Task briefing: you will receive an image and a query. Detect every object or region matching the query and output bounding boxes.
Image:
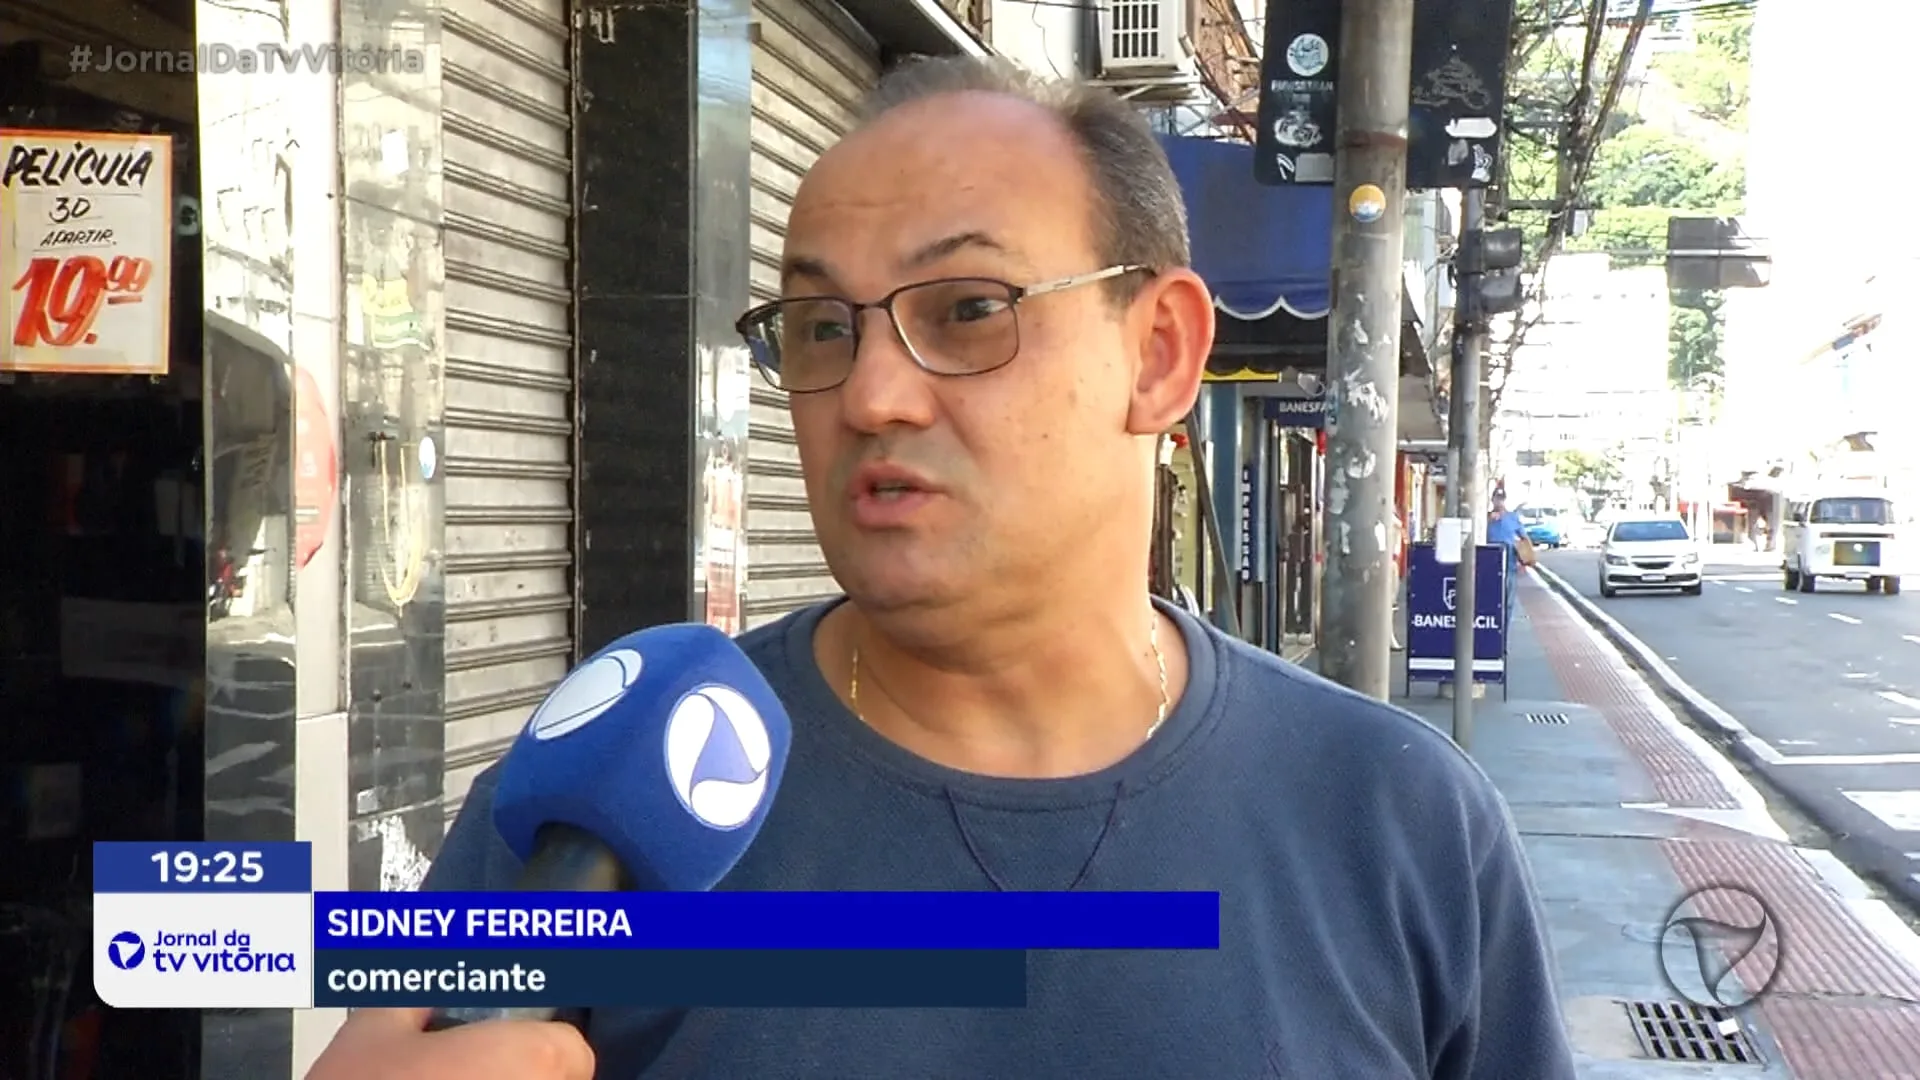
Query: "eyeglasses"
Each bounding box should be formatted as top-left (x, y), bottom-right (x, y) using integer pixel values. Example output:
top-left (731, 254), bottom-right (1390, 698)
top-left (733, 264), bottom-right (1150, 394)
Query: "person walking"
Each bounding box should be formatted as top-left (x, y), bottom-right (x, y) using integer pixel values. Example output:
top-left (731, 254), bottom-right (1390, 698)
top-left (1486, 494), bottom-right (1527, 619)
top-left (307, 57), bottom-right (1576, 1080)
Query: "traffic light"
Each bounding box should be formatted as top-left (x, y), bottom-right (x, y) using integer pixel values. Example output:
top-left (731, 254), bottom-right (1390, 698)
top-left (1458, 226), bottom-right (1526, 321)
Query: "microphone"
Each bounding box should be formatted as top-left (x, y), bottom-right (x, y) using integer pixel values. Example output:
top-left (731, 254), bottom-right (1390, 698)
top-left (424, 623), bottom-right (793, 1031)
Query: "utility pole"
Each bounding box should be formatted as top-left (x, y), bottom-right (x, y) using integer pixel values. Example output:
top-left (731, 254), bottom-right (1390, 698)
top-left (1316, 0), bottom-right (1415, 700)
top-left (1449, 195), bottom-right (1526, 749)
top-left (1449, 190), bottom-right (1488, 748)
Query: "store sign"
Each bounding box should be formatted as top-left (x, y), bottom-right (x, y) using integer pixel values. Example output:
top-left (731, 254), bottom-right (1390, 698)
top-left (1239, 465), bottom-right (1255, 581)
top-left (294, 367), bottom-right (339, 570)
top-left (1, 129), bottom-right (174, 375)
top-left (1264, 394), bottom-right (1328, 429)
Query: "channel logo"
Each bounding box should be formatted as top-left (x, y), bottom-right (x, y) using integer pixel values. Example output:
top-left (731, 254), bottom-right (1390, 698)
top-left (527, 647), bottom-right (644, 741)
top-left (104, 928), bottom-right (298, 975)
top-left (107, 931), bottom-right (146, 970)
top-left (93, 866), bottom-right (314, 1011)
top-left (663, 684), bottom-right (772, 830)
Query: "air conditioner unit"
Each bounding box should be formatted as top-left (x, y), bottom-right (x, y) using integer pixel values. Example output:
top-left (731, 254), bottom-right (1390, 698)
top-left (1099, 0), bottom-right (1197, 77)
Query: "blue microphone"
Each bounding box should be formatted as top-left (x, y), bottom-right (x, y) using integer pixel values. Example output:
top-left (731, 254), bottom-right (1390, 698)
top-left (425, 623), bottom-right (792, 1031)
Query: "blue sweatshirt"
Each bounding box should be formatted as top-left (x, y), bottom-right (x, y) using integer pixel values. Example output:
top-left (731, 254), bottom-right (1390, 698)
top-left (424, 599), bottom-right (1576, 1079)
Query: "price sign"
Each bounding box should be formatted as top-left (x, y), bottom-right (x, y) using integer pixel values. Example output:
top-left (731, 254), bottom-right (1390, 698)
top-left (1, 128), bottom-right (173, 375)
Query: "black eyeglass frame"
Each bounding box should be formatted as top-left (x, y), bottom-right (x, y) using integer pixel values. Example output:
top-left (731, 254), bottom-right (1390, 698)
top-left (732, 263), bottom-right (1152, 393)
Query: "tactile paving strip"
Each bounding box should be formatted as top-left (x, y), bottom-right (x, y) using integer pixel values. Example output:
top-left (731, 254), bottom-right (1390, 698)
top-left (1523, 577), bottom-right (1920, 1074)
top-left (1521, 583), bottom-right (1740, 810)
top-left (1663, 838), bottom-right (1920, 1003)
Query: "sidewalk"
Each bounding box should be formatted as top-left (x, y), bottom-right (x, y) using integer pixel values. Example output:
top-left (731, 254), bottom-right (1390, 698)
top-left (1390, 570), bottom-right (1920, 1078)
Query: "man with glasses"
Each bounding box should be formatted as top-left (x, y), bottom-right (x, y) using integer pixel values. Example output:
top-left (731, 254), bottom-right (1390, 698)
top-left (309, 57), bottom-right (1574, 1080)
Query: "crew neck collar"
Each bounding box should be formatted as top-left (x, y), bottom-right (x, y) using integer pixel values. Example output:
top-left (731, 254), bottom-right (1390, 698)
top-left (774, 596), bottom-right (1226, 810)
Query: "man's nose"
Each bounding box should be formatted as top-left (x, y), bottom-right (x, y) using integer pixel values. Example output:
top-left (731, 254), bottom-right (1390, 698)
top-left (837, 309), bottom-right (937, 433)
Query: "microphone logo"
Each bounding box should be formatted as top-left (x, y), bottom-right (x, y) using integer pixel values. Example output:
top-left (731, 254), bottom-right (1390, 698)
top-left (663, 684), bottom-right (774, 830)
top-left (526, 648), bottom-right (645, 742)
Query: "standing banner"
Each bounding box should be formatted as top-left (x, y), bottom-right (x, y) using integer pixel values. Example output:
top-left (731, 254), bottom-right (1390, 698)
top-left (1404, 541), bottom-right (1508, 696)
top-left (1, 129), bottom-right (174, 375)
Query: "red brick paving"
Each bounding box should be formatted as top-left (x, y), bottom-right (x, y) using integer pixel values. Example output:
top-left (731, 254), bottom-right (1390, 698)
top-left (1521, 584), bottom-right (1739, 810)
top-left (1663, 840), bottom-right (1920, 1004)
top-left (1521, 577), bottom-right (1920, 1077)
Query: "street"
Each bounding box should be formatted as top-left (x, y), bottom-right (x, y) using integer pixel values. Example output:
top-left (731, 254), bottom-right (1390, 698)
top-left (1541, 546), bottom-right (1920, 909)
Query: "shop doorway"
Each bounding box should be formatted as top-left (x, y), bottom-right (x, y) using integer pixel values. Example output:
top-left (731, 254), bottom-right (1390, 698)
top-left (1278, 430), bottom-right (1318, 641)
top-left (2, 5), bottom-right (205, 1077)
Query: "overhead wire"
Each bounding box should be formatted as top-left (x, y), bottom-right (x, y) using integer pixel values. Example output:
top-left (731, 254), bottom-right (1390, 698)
top-left (1487, 0), bottom-right (1661, 412)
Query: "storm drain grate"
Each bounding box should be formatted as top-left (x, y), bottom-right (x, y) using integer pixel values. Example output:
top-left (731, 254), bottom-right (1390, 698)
top-left (1526, 712), bottom-right (1571, 725)
top-left (1623, 1000), bottom-right (1760, 1064)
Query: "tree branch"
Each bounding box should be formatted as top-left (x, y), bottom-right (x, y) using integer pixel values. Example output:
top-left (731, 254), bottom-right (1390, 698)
top-left (1484, 0), bottom-right (1655, 421)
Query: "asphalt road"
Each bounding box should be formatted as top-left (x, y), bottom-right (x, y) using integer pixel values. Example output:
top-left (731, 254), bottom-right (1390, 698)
top-left (1541, 546), bottom-right (1920, 908)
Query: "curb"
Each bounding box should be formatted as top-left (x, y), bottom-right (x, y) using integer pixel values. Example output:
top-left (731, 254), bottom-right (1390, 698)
top-left (1531, 561), bottom-right (1920, 923)
top-left (1531, 564), bottom-right (1774, 755)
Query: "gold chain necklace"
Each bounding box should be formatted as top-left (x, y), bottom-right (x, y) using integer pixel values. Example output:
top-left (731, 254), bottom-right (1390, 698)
top-left (850, 615), bottom-right (1172, 741)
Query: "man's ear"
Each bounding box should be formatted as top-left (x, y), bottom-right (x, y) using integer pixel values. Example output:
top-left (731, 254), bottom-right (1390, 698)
top-left (1125, 268), bottom-right (1214, 435)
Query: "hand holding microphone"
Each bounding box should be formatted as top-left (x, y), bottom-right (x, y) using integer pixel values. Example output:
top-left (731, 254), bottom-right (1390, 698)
top-left (305, 1006), bottom-right (594, 1080)
top-left (305, 624), bottom-right (793, 1078)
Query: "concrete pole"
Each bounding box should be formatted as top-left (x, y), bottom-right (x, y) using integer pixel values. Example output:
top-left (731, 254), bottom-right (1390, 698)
top-left (1445, 338), bottom-right (1466, 518)
top-left (1316, 0), bottom-right (1415, 699)
top-left (1450, 188), bottom-right (1489, 750)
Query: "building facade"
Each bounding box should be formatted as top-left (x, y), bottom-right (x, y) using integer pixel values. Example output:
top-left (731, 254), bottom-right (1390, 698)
top-left (1720, 0), bottom-right (1920, 484)
top-left (1494, 254), bottom-right (1671, 509)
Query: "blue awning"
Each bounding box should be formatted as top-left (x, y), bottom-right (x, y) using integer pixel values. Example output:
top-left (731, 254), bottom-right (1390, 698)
top-left (1159, 135), bottom-right (1333, 321)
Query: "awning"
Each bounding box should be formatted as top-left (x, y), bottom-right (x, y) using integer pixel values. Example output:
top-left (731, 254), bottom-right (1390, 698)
top-left (842, 0), bottom-right (988, 56)
top-left (1236, 375), bottom-right (1443, 442)
top-left (1397, 376), bottom-right (1444, 443)
top-left (1159, 135), bottom-right (1332, 320)
top-left (1205, 294), bottom-right (1429, 381)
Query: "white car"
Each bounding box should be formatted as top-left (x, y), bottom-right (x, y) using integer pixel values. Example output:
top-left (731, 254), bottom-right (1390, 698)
top-left (1598, 515), bottom-right (1703, 598)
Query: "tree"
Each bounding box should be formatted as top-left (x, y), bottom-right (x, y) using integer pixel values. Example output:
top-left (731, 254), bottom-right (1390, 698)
top-left (1584, 125), bottom-right (1743, 210)
top-left (1486, 0), bottom-right (1660, 421)
top-left (1549, 448), bottom-right (1623, 495)
top-left (1560, 122), bottom-right (1740, 386)
top-left (1649, 15), bottom-right (1751, 125)
top-left (1669, 288), bottom-right (1724, 385)
top-left (1498, 6), bottom-right (1752, 397)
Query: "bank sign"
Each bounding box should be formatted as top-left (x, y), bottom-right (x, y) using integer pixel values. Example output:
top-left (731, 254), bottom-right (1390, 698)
top-left (1404, 542), bottom-right (1507, 686)
top-left (1263, 394), bottom-right (1327, 429)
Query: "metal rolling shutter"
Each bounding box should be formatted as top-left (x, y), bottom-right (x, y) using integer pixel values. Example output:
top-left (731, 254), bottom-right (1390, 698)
top-left (440, 0), bottom-right (576, 819)
top-left (745, 0), bottom-right (880, 628)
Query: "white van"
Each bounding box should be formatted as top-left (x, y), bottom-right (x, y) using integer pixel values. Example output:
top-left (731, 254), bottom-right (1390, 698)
top-left (1781, 491), bottom-right (1904, 594)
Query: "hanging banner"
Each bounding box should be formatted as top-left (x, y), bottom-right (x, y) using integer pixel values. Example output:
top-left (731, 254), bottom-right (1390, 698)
top-left (1253, 0), bottom-right (1340, 186)
top-left (1, 128), bottom-right (174, 375)
top-left (1254, 0), bottom-right (1515, 190)
top-left (1407, 0), bottom-right (1515, 189)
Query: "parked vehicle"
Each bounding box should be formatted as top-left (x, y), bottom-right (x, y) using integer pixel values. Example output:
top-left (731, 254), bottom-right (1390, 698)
top-left (1598, 514), bottom-right (1703, 598)
top-left (1781, 490), bottom-right (1903, 594)
top-left (1516, 505), bottom-right (1566, 549)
